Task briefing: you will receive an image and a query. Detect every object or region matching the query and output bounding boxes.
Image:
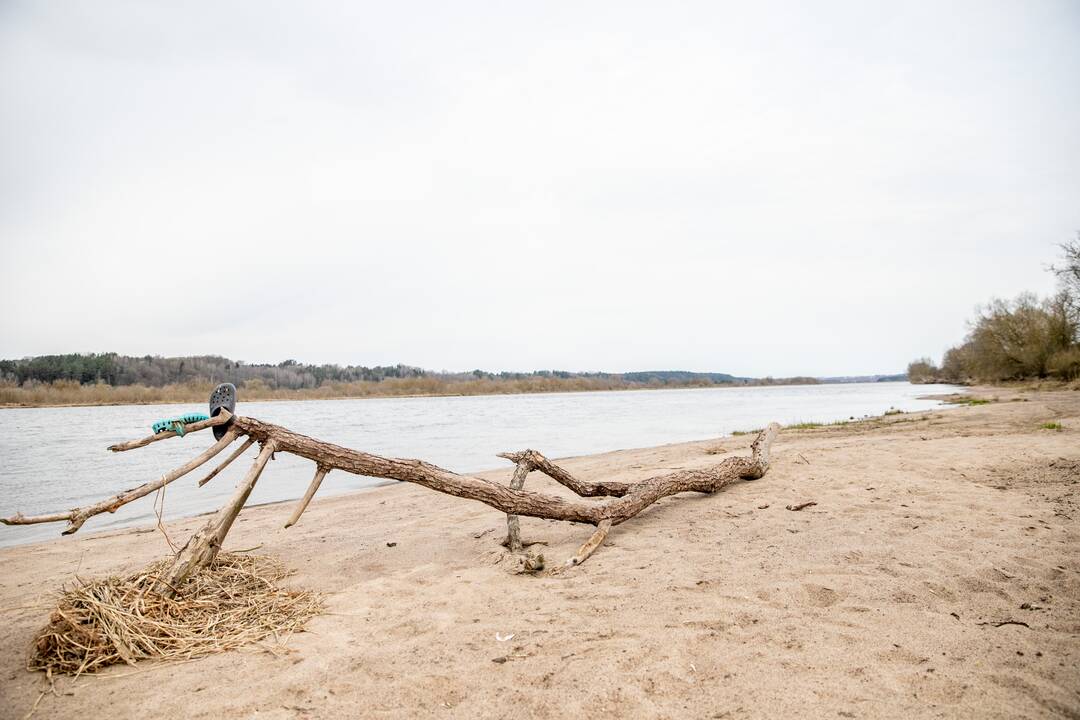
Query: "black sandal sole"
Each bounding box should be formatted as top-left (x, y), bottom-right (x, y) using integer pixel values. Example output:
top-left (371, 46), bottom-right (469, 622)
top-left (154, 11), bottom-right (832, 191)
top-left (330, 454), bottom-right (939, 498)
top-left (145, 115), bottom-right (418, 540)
top-left (209, 383), bottom-right (237, 440)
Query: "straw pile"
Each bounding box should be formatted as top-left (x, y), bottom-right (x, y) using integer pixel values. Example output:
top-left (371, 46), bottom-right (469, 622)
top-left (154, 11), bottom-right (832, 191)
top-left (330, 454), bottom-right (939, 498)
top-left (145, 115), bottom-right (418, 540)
top-left (30, 553), bottom-right (323, 675)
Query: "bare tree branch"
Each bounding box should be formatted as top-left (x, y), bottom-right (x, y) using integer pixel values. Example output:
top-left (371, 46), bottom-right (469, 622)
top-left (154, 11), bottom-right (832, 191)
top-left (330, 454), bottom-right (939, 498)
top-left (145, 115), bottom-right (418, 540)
top-left (4, 412), bottom-right (782, 586)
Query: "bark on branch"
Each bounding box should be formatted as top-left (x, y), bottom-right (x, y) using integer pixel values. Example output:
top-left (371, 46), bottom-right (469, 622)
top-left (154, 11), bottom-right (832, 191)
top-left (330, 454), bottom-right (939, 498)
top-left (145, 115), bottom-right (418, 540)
top-left (3, 413), bottom-right (781, 584)
top-left (497, 450), bottom-right (632, 497)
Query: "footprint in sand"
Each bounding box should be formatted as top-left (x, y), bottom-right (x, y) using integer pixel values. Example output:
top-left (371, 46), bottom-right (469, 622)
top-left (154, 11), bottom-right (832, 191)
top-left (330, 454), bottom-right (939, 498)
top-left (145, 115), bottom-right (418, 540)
top-left (801, 583), bottom-right (842, 608)
top-left (891, 589), bottom-right (919, 604)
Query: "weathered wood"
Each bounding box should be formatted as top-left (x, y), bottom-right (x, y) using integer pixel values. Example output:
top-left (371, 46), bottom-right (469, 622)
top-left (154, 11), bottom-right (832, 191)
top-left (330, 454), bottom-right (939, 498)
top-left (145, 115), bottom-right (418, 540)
top-left (745, 423), bottom-right (779, 479)
top-left (566, 519), bottom-right (612, 567)
top-left (153, 440), bottom-right (276, 596)
top-left (226, 415), bottom-right (605, 524)
top-left (284, 466), bottom-right (329, 529)
top-left (7, 414), bottom-right (781, 576)
top-left (498, 450), bottom-right (631, 497)
top-left (497, 449), bottom-right (631, 558)
top-left (0, 510), bottom-right (73, 526)
top-left (221, 415), bottom-right (779, 531)
top-left (2, 429), bottom-right (239, 534)
top-left (595, 421), bottom-right (779, 526)
top-left (107, 410), bottom-right (232, 452)
top-left (504, 458), bottom-right (534, 552)
top-left (198, 436), bottom-right (255, 487)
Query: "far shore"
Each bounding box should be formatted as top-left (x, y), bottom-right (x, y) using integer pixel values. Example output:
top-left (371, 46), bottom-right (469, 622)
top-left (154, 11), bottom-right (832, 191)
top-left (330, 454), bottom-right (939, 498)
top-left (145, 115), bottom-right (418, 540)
top-left (0, 377), bottom-right (937, 410)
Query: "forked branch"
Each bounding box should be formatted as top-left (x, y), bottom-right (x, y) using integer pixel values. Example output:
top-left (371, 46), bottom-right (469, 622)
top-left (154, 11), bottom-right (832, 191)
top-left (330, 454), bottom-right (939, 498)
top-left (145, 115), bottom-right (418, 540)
top-left (2, 395), bottom-right (782, 584)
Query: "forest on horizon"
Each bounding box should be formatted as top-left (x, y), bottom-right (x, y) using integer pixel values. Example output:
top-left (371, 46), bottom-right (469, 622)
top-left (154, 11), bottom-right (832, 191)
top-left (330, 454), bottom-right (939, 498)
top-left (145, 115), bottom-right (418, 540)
top-left (0, 352), bottom-right (905, 407)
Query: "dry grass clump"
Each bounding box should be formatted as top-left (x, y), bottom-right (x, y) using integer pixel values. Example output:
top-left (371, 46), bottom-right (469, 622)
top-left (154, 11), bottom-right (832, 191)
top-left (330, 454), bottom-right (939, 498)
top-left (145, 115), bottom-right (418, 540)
top-left (30, 553), bottom-right (322, 676)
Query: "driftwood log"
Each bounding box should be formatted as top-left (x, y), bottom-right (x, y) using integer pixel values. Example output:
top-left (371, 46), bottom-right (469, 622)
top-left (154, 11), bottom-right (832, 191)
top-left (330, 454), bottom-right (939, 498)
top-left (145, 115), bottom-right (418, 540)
top-left (2, 406), bottom-right (781, 596)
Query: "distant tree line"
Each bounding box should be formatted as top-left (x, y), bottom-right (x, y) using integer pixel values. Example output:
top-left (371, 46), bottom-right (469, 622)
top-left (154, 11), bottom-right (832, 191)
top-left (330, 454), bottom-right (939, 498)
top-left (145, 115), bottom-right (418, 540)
top-left (0, 354), bottom-right (427, 390)
top-left (0, 353), bottom-right (827, 399)
top-left (909, 235), bottom-right (1080, 384)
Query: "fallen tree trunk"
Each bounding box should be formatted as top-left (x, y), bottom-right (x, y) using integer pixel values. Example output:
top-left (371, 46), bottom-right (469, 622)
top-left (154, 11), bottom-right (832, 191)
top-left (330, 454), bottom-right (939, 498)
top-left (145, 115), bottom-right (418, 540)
top-left (2, 402), bottom-right (781, 595)
top-left (223, 415), bottom-right (779, 528)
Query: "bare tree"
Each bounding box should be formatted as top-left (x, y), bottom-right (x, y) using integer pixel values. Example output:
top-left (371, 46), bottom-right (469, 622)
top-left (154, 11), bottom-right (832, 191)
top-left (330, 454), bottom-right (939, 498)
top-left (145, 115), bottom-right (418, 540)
top-left (1052, 232), bottom-right (1080, 312)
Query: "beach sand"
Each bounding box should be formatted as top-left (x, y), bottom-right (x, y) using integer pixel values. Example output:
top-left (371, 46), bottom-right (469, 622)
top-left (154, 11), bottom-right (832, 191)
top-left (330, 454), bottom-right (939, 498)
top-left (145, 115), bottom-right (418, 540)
top-left (0, 387), bottom-right (1077, 719)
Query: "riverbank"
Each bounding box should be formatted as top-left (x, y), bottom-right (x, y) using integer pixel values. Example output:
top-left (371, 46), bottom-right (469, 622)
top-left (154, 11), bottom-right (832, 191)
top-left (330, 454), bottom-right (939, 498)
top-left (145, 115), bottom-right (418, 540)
top-left (0, 376), bottom-right (834, 409)
top-left (0, 387), bottom-right (1076, 718)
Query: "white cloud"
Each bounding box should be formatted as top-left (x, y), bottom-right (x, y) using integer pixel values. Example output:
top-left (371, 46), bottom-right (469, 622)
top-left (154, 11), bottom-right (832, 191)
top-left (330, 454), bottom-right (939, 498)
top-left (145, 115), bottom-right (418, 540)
top-left (2, 0), bottom-right (1077, 375)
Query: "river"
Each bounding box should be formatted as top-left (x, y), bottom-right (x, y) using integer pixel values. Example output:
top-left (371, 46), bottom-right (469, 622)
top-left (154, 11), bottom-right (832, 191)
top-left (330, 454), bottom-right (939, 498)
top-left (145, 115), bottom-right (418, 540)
top-left (0, 382), bottom-right (959, 546)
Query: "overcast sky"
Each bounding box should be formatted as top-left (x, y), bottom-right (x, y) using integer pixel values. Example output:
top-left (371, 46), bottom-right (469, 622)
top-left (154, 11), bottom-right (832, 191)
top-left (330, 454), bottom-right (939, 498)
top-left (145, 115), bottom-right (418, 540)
top-left (1, 1), bottom-right (1078, 377)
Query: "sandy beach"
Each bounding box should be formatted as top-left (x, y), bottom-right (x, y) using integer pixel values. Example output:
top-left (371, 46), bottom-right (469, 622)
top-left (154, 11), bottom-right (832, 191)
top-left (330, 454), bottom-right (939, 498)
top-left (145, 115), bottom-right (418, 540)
top-left (0, 387), bottom-right (1076, 719)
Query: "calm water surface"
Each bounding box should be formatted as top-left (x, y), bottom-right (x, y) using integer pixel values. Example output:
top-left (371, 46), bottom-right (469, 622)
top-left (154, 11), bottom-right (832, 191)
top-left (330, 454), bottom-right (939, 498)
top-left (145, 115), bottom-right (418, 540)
top-left (0, 382), bottom-right (959, 547)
